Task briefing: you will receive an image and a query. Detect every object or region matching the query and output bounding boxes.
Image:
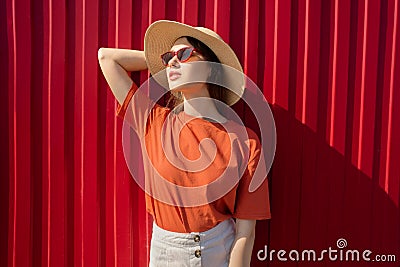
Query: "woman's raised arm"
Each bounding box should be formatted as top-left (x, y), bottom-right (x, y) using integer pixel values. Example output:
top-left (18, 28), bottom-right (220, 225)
top-left (98, 48), bottom-right (147, 105)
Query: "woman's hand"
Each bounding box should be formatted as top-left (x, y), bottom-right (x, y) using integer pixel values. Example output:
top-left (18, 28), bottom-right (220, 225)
top-left (98, 48), bottom-right (147, 104)
top-left (228, 219), bottom-right (256, 267)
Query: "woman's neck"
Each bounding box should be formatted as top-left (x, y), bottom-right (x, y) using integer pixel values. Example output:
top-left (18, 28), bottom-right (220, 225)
top-left (182, 91), bottom-right (226, 123)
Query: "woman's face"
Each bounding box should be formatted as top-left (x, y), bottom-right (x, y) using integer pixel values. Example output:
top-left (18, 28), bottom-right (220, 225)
top-left (165, 37), bottom-right (210, 92)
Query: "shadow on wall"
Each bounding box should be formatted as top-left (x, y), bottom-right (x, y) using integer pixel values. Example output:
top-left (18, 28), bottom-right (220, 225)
top-left (252, 105), bottom-right (399, 267)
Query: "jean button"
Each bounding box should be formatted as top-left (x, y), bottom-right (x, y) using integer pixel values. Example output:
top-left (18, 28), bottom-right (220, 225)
top-left (194, 235), bottom-right (200, 242)
top-left (194, 249), bottom-right (201, 258)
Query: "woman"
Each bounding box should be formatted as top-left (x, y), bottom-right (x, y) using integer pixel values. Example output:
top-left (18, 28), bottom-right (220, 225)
top-left (98, 20), bottom-right (271, 267)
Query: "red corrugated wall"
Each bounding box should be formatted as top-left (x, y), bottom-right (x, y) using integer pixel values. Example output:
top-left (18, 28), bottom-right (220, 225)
top-left (1, 0), bottom-right (399, 266)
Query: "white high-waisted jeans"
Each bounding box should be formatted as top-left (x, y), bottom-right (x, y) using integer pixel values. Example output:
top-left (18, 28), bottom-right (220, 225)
top-left (149, 218), bottom-right (235, 267)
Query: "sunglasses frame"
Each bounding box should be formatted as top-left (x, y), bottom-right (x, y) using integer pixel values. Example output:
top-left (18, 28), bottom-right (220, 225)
top-left (160, 47), bottom-right (200, 66)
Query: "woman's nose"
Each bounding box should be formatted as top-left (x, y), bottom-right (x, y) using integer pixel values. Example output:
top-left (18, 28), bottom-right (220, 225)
top-left (168, 55), bottom-right (180, 67)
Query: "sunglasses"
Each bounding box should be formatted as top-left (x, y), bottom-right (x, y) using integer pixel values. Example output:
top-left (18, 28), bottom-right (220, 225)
top-left (160, 47), bottom-right (201, 66)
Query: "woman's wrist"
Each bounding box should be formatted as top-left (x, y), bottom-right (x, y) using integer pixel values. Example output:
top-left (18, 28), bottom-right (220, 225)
top-left (228, 219), bottom-right (256, 267)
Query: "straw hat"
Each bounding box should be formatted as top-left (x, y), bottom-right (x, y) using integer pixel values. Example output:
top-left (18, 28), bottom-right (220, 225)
top-left (144, 20), bottom-right (245, 106)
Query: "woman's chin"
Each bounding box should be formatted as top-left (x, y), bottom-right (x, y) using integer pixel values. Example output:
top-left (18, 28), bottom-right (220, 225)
top-left (168, 82), bottom-right (205, 93)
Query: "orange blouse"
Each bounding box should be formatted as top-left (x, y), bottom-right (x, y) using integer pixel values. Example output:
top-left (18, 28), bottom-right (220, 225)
top-left (117, 83), bottom-right (271, 233)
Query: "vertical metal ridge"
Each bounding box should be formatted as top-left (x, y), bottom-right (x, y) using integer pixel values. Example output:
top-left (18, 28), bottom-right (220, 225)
top-left (181, 0), bottom-right (186, 23)
top-left (11, 0), bottom-right (17, 265)
top-left (80, 0), bottom-right (86, 265)
top-left (301, 0), bottom-right (310, 124)
top-left (357, 0), bottom-right (369, 169)
top-left (213, 0), bottom-right (218, 30)
top-left (329, 0), bottom-right (339, 145)
top-left (385, 0), bottom-right (398, 193)
top-left (46, 0), bottom-right (52, 263)
top-left (272, 0), bottom-right (278, 104)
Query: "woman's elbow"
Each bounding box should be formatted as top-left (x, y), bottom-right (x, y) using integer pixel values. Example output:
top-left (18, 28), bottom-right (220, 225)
top-left (98, 47), bottom-right (114, 61)
top-left (98, 47), bottom-right (106, 61)
top-left (235, 219), bottom-right (256, 238)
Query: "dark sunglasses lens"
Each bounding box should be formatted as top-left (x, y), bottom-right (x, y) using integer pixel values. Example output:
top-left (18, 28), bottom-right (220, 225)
top-left (162, 47), bottom-right (195, 65)
top-left (161, 52), bottom-right (173, 65)
top-left (179, 48), bottom-right (193, 61)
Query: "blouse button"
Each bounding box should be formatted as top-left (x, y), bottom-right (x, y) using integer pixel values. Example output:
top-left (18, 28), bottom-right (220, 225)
top-left (194, 249), bottom-right (201, 258)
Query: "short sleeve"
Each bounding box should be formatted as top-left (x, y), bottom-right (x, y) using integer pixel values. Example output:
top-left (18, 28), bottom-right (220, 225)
top-left (115, 81), bottom-right (168, 137)
top-left (116, 82), bottom-right (137, 118)
top-left (233, 130), bottom-right (271, 220)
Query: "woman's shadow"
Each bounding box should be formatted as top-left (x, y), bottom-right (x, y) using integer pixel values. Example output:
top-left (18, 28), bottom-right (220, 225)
top-left (250, 104), bottom-right (399, 267)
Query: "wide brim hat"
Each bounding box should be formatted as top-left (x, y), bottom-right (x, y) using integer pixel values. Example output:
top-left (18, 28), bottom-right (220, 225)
top-left (144, 20), bottom-right (245, 106)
